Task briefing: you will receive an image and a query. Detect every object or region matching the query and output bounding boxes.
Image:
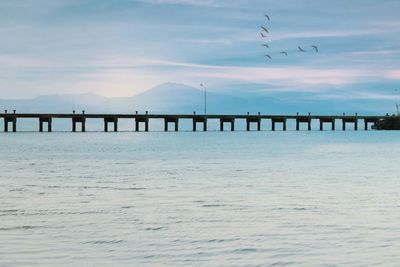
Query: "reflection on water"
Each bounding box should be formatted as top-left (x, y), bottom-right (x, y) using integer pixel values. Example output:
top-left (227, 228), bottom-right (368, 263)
top-left (0, 132), bottom-right (400, 266)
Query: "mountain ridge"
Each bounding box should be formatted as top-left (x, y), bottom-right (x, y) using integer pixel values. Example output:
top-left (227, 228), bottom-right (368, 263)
top-left (0, 82), bottom-right (394, 115)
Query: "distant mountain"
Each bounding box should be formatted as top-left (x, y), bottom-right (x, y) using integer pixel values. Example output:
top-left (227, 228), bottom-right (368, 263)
top-left (0, 93), bottom-right (109, 113)
top-left (0, 83), bottom-right (250, 114)
top-left (127, 83), bottom-right (248, 114)
top-left (0, 83), bottom-right (394, 115)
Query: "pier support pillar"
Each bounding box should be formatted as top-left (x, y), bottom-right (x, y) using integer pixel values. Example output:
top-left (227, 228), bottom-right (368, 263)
top-left (220, 121), bottom-right (235, 132)
top-left (272, 118), bottom-right (287, 131)
top-left (220, 118), bottom-right (235, 131)
top-left (342, 117), bottom-right (358, 131)
top-left (104, 117), bottom-right (118, 132)
top-left (72, 116), bottom-right (86, 132)
top-left (319, 118), bottom-right (335, 131)
top-left (135, 121), bottom-right (149, 132)
top-left (164, 118), bottom-right (179, 132)
top-left (246, 116), bottom-right (261, 131)
top-left (4, 116), bottom-right (17, 132)
top-left (364, 119), bottom-right (378, 131)
top-left (39, 117), bottom-right (52, 132)
top-left (297, 119), bottom-right (312, 131)
top-left (135, 117), bottom-right (149, 132)
top-left (193, 116), bottom-right (207, 132)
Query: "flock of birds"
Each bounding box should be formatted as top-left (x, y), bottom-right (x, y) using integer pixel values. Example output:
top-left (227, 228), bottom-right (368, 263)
top-left (260, 14), bottom-right (319, 60)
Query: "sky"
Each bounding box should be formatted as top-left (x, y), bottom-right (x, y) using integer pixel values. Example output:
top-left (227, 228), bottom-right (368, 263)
top-left (0, 0), bottom-right (400, 103)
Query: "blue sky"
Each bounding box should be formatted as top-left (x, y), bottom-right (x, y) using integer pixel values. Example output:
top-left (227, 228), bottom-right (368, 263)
top-left (0, 0), bottom-right (399, 103)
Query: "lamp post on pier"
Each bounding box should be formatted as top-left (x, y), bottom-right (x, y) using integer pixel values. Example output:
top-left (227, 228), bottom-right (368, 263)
top-left (200, 83), bottom-right (207, 116)
top-left (395, 89), bottom-right (399, 116)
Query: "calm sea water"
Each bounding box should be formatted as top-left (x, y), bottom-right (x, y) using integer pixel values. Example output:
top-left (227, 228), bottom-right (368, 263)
top-left (0, 131), bottom-right (400, 266)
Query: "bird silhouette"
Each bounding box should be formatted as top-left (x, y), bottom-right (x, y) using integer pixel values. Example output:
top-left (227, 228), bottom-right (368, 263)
top-left (260, 32), bottom-right (267, 38)
top-left (264, 14), bottom-right (270, 21)
top-left (298, 46), bottom-right (305, 52)
top-left (311, 45), bottom-right (319, 53)
top-left (261, 43), bottom-right (269, 48)
top-left (280, 51), bottom-right (288, 56)
top-left (264, 54), bottom-right (272, 59)
top-left (261, 26), bottom-right (269, 33)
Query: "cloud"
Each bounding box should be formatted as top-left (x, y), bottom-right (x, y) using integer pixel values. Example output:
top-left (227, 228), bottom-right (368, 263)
top-left (314, 91), bottom-right (398, 100)
top-left (3, 51), bottom-right (399, 98)
top-left (268, 29), bottom-right (392, 42)
top-left (135, 59), bottom-right (399, 90)
top-left (385, 70), bottom-right (400, 80)
top-left (1, 0), bottom-right (400, 103)
top-left (137, 0), bottom-right (219, 7)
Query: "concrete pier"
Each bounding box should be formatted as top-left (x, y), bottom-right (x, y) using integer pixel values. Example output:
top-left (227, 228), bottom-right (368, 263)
top-left (271, 117), bottom-right (287, 131)
top-left (3, 112), bottom-right (17, 132)
top-left (164, 117), bottom-right (179, 132)
top-left (296, 114), bottom-right (312, 131)
top-left (319, 117), bottom-right (335, 131)
top-left (246, 114), bottom-right (261, 131)
top-left (193, 115), bottom-right (207, 131)
top-left (220, 117), bottom-right (235, 131)
top-left (39, 116), bottom-right (52, 132)
top-left (364, 117), bottom-right (380, 130)
top-left (72, 112), bottom-right (86, 132)
top-left (104, 116), bottom-right (118, 132)
top-left (0, 111), bottom-right (395, 132)
top-left (342, 114), bottom-right (358, 131)
top-left (135, 116), bottom-right (149, 132)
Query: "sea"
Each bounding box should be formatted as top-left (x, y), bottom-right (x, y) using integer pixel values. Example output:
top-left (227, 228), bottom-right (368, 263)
top-left (1, 130), bottom-right (400, 266)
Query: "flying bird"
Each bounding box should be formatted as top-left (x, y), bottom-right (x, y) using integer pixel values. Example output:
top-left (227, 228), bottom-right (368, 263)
top-left (311, 45), bottom-right (319, 53)
top-left (261, 26), bottom-right (269, 33)
top-left (261, 43), bottom-right (269, 48)
top-left (280, 51), bottom-right (288, 56)
top-left (260, 32), bottom-right (267, 38)
top-left (264, 54), bottom-right (272, 59)
top-left (298, 46), bottom-right (305, 52)
top-left (264, 14), bottom-right (270, 21)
